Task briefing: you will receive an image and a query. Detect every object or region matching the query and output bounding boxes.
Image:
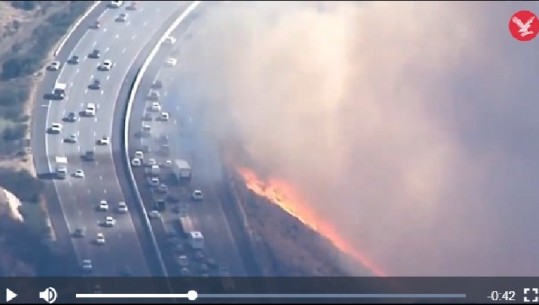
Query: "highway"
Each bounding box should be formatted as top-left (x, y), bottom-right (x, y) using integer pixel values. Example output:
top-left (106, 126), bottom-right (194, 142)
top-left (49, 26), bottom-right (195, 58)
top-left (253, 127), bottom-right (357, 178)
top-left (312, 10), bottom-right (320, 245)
top-left (32, 1), bottom-right (190, 276)
top-left (126, 13), bottom-right (256, 276)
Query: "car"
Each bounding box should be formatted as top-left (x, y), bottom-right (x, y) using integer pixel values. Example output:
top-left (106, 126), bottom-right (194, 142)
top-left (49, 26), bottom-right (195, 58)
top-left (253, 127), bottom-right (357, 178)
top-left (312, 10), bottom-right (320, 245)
top-left (150, 102), bottom-right (161, 112)
top-left (148, 210), bottom-right (160, 219)
top-left (95, 233), bottom-right (105, 245)
top-left (84, 103), bottom-right (96, 117)
top-left (162, 36), bottom-right (176, 45)
top-left (165, 58), bottom-right (177, 67)
top-left (48, 123), bottom-right (62, 134)
top-left (88, 49), bottom-right (101, 59)
top-left (158, 135), bottom-right (169, 144)
top-left (116, 13), bottom-right (127, 22)
top-left (89, 79), bottom-right (101, 90)
top-left (98, 60), bottom-right (113, 71)
top-left (117, 201), bottom-right (128, 213)
top-left (108, 0), bottom-right (123, 8)
top-left (180, 267), bottom-right (190, 276)
top-left (126, 1), bottom-right (137, 10)
top-left (148, 177), bottom-right (159, 187)
top-left (151, 80), bottom-right (162, 89)
top-left (97, 136), bottom-right (110, 145)
top-left (141, 145), bottom-right (150, 153)
top-left (104, 216), bottom-right (116, 227)
top-left (64, 133), bottom-right (78, 143)
top-left (155, 199), bottom-right (166, 212)
top-left (98, 200), bottom-right (109, 211)
top-left (83, 150), bottom-right (95, 161)
top-left (178, 255), bottom-right (189, 267)
top-left (81, 259), bottom-right (93, 273)
top-left (157, 183), bottom-right (168, 194)
top-left (64, 112), bottom-right (77, 122)
top-left (147, 90), bottom-right (160, 101)
top-left (91, 20), bottom-right (101, 29)
top-left (47, 61), bottom-right (61, 71)
top-left (147, 158), bottom-right (157, 166)
top-left (73, 227), bottom-right (86, 238)
top-left (163, 159), bottom-right (173, 168)
top-left (134, 150), bottom-right (144, 159)
top-left (131, 157), bottom-right (141, 167)
top-left (192, 190), bottom-right (203, 201)
top-left (67, 55), bottom-right (80, 64)
top-left (159, 144), bottom-right (170, 156)
top-left (157, 112), bottom-right (169, 122)
top-left (74, 170), bottom-right (85, 178)
top-left (194, 250), bottom-right (204, 261)
top-left (142, 123), bottom-right (151, 134)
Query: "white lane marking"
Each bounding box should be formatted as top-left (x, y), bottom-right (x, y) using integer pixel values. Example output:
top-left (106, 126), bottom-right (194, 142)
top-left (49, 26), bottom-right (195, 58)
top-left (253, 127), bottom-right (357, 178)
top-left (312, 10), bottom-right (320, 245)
top-left (62, 109), bottom-right (66, 116)
top-left (103, 28), bottom-right (108, 32)
top-left (64, 96), bottom-right (69, 101)
top-left (41, 104), bottom-right (49, 107)
top-left (163, 91), bottom-right (168, 97)
top-left (173, 119), bottom-right (177, 125)
top-left (90, 74), bottom-right (94, 80)
top-left (93, 41), bottom-right (97, 47)
top-left (84, 89), bottom-right (88, 94)
top-left (131, 35), bottom-right (136, 40)
top-left (93, 131), bottom-right (96, 137)
top-left (77, 131), bottom-right (80, 136)
top-left (106, 75), bottom-right (110, 80)
top-left (122, 48), bottom-right (126, 53)
top-left (143, 21), bottom-right (147, 27)
top-left (104, 189), bottom-right (107, 194)
top-left (75, 68), bottom-right (80, 74)
top-left (99, 176), bottom-right (103, 181)
top-left (77, 145), bottom-right (81, 152)
top-left (115, 34), bottom-right (119, 39)
top-left (88, 190), bottom-right (91, 194)
top-left (69, 82), bottom-right (74, 87)
top-left (80, 102), bottom-right (84, 107)
top-left (176, 105), bottom-right (180, 111)
top-left (68, 181), bottom-right (72, 187)
top-left (95, 161), bottom-right (99, 166)
top-left (126, 21), bottom-right (131, 26)
top-left (105, 47), bottom-right (110, 53)
top-left (100, 90), bottom-right (104, 95)
top-left (94, 117), bottom-right (98, 122)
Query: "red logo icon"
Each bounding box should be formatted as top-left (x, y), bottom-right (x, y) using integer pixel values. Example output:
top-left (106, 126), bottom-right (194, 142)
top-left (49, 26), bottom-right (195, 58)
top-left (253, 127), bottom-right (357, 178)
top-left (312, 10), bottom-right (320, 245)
top-left (509, 10), bottom-right (539, 42)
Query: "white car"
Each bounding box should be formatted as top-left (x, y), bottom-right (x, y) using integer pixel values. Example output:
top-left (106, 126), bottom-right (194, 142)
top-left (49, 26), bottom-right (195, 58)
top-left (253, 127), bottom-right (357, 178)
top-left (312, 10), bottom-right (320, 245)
top-left (96, 233), bottom-right (106, 245)
top-left (165, 58), bottom-right (177, 67)
top-left (192, 190), bottom-right (204, 201)
top-left (85, 103), bottom-right (96, 117)
top-left (99, 60), bottom-right (113, 71)
top-left (98, 200), bottom-right (109, 211)
top-left (64, 133), bottom-right (77, 143)
top-left (147, 90), bottom-right (160, 101)
top-left (47, 61), bottom-right (61, 71)
top-left (142, 123), bottom-right (151, 134)
top-left (148, 210), bottom-right (161, 219)
top-left (117, 201), bottom-right (128, 213)
top-left (147, 158), bottom-right (156, 166)
top-left (49, 123), bottom-right (62, 134)
top-left (82, 259), bottom-right (93, 273)
top-left (131, 157), bottom-right (141, 167)
top-left (98, 136), bottom-right (110, 145)
top-left (104, 216), bottom-right (116, 227)
top-left (162, 36), bottom-right (176, 45)
top-left (74, 170), bottom-right (85, 178)
top-left (116, 13), bottom-right (127, 22)
top-left (108, 0), bottom-right (123, 8)
top-left (150, 102), bottom-right (161, 112)
top-left (134, 150), bottom-right (144, 159)
top-left (157, 112), bottom-right (169, 122)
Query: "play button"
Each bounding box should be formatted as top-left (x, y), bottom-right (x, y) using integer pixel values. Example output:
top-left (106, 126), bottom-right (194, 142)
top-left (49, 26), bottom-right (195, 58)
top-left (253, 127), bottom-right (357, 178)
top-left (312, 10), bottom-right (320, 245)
top-left (6, 288), bottom-right (17, 302)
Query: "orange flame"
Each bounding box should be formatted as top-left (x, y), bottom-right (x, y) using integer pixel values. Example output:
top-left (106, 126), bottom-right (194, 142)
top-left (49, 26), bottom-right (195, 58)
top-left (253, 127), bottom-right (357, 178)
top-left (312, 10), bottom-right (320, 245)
top-left (236, 167), bottom-right (387, 277)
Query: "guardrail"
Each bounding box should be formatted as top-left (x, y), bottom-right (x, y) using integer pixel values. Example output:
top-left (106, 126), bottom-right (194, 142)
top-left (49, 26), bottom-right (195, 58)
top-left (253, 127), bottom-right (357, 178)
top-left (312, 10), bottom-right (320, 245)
top-left (54, 1), bottom-right (102, 57)
top-left (123, 0), bottom-right (201, 280)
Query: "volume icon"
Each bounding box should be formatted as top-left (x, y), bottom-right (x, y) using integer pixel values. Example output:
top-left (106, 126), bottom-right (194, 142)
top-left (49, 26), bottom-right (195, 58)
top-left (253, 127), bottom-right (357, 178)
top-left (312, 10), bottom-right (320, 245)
top-left (6, 288), bottom-right (17, 302)
top-left (39, 287), bottom-right (57, 304)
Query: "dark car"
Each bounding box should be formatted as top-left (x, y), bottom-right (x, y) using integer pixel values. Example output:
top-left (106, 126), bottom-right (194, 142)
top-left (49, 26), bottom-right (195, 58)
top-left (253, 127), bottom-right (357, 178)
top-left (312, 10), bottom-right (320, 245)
top-left (89, 79), bottom-right (101, 90)
top-left (82, 150), bottom-right (95, 162)
top-left (64, 112), bottom-right (77, 122)
top-left (88, 49), bottom-right (101, 59)
top-left (151, 80), bottom-right (162, 89)
top-left (67, 55), bottom-right (80, 64)
top-left (91, 20), bottom-right (101, 29)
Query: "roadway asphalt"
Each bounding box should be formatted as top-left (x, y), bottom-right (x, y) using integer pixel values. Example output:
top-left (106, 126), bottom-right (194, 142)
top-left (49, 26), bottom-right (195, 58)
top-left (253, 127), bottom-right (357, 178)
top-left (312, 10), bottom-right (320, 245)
top-left (32, 1), bottom-right (189, 277)
top-left (126, 9), bottom-right (259, 277)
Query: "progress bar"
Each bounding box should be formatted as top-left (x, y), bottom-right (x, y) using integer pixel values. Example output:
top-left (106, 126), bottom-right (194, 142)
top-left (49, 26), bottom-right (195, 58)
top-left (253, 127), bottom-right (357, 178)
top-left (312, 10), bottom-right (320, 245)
top-left (76, 291), bottom-right (466, 301)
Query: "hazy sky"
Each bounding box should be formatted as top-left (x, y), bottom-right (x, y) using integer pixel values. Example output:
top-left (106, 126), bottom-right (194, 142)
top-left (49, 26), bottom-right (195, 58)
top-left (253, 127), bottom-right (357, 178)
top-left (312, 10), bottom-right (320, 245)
top-left (174, 1), bottom-right (539, 276)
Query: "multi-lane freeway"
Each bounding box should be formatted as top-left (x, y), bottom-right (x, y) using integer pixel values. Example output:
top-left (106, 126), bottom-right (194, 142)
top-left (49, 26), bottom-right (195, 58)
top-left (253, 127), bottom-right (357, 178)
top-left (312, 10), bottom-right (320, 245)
top-left (32, 1), bottom-right (192, 276)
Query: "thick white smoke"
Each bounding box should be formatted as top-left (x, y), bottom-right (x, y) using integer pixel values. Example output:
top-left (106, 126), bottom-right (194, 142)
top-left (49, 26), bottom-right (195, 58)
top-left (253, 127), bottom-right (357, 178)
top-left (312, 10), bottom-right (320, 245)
top-left (175, 1), bottom-right (539, 276)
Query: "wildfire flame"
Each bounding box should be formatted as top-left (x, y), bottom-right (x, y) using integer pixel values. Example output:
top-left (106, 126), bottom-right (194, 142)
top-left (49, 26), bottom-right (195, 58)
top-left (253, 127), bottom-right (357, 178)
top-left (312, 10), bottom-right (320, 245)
top-left (236, 167), bottom-right (387, 277)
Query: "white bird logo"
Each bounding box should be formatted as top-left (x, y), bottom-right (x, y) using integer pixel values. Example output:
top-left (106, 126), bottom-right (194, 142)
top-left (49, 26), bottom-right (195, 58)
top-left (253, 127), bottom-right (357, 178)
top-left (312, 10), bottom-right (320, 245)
top-left (512, 15), bottom-right (536, 37)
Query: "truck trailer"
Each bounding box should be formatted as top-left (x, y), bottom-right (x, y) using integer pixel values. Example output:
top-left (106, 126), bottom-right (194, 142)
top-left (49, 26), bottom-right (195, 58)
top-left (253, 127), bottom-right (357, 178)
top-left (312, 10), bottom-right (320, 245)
top-left (172, 159), bottom-right (191, 180)
top-left (55, 156), bottom-right (68, 179)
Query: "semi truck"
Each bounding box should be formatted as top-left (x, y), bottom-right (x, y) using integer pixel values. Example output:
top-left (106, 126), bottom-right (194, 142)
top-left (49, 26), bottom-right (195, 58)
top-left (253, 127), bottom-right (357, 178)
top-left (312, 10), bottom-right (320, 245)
top-left (53, 82), bottom-right (67, 99)
top-left (172, 159), bottom-right (191, 180)
top-left (55, 156), bottom-right (68, 179)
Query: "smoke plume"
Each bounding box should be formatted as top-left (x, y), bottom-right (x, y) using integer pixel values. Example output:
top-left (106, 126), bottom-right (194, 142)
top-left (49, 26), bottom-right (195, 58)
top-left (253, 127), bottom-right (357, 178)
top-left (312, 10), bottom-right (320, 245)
top-left (175, 1), bottom-right (539, 276)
